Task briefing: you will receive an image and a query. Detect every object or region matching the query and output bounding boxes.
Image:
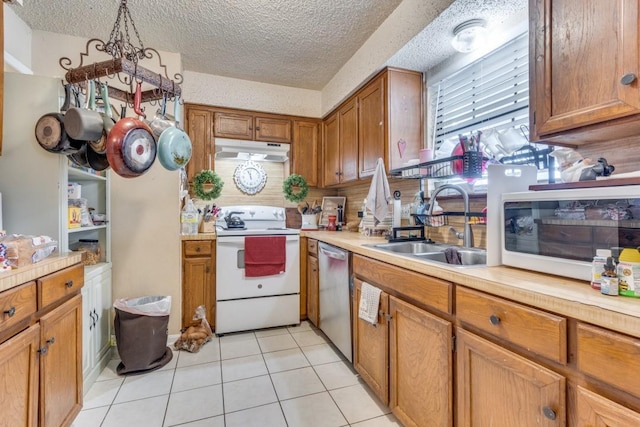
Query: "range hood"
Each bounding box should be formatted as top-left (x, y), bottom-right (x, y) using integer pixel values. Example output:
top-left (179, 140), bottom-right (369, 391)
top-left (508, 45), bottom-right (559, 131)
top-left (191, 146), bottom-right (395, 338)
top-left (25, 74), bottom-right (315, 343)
top-left (214, 138), bottom-right (290, 162)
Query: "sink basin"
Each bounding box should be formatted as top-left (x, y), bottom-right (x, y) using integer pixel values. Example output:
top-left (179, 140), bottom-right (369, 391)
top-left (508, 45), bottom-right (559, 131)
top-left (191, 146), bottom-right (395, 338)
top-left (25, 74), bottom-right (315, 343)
top-left (413, 249), bottom-right (486, 266)
top-left (365, 241), bottom-right (486, 267)
top-left (370, 241), bottom-right (451, 254)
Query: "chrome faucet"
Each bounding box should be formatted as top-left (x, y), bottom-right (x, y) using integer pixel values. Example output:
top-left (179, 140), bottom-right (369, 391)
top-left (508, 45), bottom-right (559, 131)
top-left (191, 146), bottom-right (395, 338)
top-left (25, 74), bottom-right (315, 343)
top-left (426, 184), bottom-right (474, 248)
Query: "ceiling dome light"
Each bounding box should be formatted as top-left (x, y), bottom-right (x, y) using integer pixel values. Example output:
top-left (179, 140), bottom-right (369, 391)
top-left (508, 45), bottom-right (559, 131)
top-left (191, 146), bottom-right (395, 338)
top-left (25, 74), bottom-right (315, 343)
top-left (451, 19), bottom-right (487, 53)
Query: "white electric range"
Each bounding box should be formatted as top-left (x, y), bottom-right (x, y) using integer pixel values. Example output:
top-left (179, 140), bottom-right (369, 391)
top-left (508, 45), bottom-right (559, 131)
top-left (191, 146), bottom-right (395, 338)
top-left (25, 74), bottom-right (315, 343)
top-left (215, 206), bottom-right (300, 335)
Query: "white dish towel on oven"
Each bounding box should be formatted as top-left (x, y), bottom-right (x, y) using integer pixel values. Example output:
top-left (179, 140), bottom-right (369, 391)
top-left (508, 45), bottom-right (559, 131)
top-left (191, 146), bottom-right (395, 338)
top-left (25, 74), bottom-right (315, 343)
top-left (365, 158), bottom-right (391, 222)
top-left (358, 282), bottom-right (382, 325)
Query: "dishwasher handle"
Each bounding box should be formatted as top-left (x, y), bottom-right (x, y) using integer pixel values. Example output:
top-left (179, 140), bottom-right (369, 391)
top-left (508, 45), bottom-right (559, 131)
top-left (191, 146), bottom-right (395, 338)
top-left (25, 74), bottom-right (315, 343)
top-left (320, 246), bottom-right (347, 261)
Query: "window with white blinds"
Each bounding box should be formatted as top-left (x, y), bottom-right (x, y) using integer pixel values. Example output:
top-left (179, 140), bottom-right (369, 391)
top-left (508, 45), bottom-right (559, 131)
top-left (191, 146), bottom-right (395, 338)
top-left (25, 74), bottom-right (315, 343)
top-left (430, 32), bottom-right (529, 150)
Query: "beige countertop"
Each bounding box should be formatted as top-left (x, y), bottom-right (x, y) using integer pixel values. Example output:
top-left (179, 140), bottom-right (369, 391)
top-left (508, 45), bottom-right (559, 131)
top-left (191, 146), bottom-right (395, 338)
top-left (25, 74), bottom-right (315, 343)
top-left (181, 233), bottom-right (217, 241)
top-left (302, 230), bottom-right (640, 339)
top-left (0, 252), bottom-right (83, 293)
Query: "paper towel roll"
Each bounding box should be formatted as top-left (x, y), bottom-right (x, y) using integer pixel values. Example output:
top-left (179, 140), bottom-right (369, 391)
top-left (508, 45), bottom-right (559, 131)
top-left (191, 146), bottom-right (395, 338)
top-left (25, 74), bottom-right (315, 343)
top-left (393, 199), bottom-right (401, 227)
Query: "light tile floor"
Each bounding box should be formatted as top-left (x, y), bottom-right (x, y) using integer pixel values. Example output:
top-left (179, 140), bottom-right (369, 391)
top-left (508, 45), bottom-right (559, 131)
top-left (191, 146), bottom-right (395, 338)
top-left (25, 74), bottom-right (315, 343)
top-left (72, 321), bottom-right (402, 427)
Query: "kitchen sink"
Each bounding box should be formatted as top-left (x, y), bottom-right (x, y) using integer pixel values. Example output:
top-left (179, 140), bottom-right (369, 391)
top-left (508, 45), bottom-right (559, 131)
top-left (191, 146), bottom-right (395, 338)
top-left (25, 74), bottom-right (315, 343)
top-left (370, 241), bottom-right (452, 254)
top-left (365, 241), bottom-right (486, 267)
top-left (413, 249), bottom-right (486, 266)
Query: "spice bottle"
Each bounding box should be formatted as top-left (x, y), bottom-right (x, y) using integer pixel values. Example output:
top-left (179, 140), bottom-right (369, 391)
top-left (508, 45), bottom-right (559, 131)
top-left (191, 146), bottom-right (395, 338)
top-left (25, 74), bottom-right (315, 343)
top-left (600, 257), bottom-right (619, 296)
top-left (591, 249), bottom-right (611, 290)
top-left (617, 247), bottom-right (640, 298)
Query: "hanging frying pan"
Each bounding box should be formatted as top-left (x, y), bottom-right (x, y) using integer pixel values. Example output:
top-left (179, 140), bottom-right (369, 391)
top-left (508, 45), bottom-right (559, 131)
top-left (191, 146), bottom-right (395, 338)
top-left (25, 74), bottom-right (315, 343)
top-left (67, 142), bottom-right (91, 168)
top-left (106, 81), bottom-right (157, 178)
top-left (157, 97), bottom-right (192, 171)
top-left (34, 83), bottom-right (83, 154)
top-left (86, 143), bottom-right (110, 171)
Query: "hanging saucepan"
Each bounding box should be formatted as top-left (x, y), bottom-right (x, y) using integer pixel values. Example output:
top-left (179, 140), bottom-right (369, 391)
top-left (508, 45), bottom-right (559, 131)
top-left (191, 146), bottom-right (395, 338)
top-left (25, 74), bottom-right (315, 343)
top-left (147, 93), bottom-right (175, 140)
top-left (34, 83), bottom-right (84, 154)
top-left (88, 82), bottom-right (116, 154)
top-left (157, 96), bottom-right (192, 171)
top-left (86, 143), bottom-right (110, 171)
top-left (64, 80), bottom-right (105, 142)
top-left (106, 81), bottom-right (157, 178)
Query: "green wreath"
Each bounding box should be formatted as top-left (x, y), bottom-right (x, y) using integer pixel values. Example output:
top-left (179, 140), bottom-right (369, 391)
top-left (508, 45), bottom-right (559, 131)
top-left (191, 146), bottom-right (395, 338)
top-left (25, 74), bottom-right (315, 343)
top-left (282, 174), bottom-right (309, 203)
top-left (192, 169), bottom-right (224, 200)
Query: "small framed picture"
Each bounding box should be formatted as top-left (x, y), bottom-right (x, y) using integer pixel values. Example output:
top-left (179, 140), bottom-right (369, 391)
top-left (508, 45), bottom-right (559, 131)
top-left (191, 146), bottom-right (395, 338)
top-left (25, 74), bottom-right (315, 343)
top-left (320, 196), bottom-right (346, 226)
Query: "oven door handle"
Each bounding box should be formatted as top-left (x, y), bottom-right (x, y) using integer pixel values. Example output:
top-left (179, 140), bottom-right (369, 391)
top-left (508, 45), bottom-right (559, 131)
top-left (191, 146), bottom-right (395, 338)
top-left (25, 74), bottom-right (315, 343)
top-left (320, 247), bottom-right (347, 261)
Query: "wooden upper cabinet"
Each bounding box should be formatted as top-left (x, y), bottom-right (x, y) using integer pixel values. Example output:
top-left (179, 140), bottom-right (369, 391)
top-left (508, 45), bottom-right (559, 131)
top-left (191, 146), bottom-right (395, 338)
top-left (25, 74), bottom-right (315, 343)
top-left (214, 112), bottom-right (253, 140)
top-left (322, 67), bottom-right (423, 185)
top-left (185, 106), bottom-right (214, 181)
top-left (322, 112), bottom-right (341, 186)
top-left (358, 76), bottom-right (385, 178)
top-left (292, 120), bottom-right (320, 187)
top-left (339, 98), bottom-right (358, 183)
top-left (215, 112), bottom-right (292, 143)
top-left (359, 68), bottom-right (423, 177)
top-left (530, 0), bottom-right (640, 144)
top-left (1, 3), bottom-right (4, 156)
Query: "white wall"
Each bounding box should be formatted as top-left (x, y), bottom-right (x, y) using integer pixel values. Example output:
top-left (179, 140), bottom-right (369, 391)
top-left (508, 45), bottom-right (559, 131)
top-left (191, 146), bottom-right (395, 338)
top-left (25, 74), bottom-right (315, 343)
top-left (184, 71), bottom-right (321, 118)
top-left (3, 3), bottom-right (32, 72)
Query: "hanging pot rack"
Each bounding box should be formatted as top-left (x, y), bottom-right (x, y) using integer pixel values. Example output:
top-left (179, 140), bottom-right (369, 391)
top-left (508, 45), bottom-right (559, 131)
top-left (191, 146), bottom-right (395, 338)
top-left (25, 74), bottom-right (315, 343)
top-left (59, 0), bottom-right (182, 104)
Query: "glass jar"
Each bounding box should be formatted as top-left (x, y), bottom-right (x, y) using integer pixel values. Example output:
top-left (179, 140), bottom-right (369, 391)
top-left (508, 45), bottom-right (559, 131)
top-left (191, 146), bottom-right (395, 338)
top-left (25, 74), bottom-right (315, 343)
top-left (70, 239), bottom-right (101, 265)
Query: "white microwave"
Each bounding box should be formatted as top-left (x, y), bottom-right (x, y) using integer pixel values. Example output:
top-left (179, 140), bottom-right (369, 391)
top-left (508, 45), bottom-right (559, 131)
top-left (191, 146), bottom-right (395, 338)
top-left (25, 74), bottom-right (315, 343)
top-left (501, 185), bottom-right (640, 281)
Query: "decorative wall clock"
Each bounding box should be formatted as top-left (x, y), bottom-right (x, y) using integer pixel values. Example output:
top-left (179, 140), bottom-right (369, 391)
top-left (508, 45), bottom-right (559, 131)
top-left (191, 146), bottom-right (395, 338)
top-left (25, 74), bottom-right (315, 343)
top-left (233, 160), bottom-right (267, 195)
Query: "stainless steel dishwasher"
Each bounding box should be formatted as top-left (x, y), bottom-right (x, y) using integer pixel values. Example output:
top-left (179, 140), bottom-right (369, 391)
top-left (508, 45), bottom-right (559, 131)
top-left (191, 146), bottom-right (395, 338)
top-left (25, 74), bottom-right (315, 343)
top-left (318, 242), bottom-right (352, 362)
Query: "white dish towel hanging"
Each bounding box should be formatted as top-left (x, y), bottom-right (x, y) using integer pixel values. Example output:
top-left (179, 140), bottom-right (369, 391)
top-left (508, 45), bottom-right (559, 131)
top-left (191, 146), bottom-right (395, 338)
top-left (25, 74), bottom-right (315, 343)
top-left (358, 282), bottom-right (382, 325)
top-left (365, 158), bottom-right (391, 222)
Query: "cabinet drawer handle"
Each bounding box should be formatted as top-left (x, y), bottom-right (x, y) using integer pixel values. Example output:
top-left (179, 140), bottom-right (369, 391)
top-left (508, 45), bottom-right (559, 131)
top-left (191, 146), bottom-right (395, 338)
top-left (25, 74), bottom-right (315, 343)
top-left (620, 73), bottom-right (637, 85)
top-left (3, 306), bottom-right (16, 317)
top-left (195, 247), bottom-right (201, 252)
top-left (542, 406), bottom-right (557, 420)
top-left (65, 280), bottom-right (74, 288)
top-left (46, 337), bottom-right (55, 345)
top-left (489, 314), bottom-right (501, 325)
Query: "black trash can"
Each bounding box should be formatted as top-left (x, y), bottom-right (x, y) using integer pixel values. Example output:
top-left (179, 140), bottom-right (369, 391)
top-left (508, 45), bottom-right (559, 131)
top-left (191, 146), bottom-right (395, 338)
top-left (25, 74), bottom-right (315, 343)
top-left (113, 296), bottom-right (173, 375)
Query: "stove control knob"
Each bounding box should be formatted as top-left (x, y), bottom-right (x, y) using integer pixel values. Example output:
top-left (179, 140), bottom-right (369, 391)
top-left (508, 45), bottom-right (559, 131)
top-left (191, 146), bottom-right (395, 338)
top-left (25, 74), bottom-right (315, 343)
top-left (248, 209), bottom-right (256, 217)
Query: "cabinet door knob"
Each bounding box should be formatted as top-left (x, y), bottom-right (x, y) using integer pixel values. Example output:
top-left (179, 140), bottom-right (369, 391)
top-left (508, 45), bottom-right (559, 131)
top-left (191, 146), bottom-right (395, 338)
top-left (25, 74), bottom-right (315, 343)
top-left (542, 406), bottom-right (557, 420)
top-left (489, 314), bottom-right (501, 325)
top-left (255, 126), bottom-right (260, 131)
top-left (46, 337), bottom-right (55, 345)
top-left (38, 346), bottom-right (48, 354)
top-left (621, 73), bottom-right (637, 85)
top-left (65, 280), bottom-right (74, 288)
top-left (3, 306), bottom-right (16, 317)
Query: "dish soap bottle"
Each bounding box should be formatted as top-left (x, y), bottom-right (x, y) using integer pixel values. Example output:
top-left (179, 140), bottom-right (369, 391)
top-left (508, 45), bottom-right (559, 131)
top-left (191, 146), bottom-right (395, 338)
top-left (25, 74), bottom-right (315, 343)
top-left (181, 198), bottom-right (199, 235)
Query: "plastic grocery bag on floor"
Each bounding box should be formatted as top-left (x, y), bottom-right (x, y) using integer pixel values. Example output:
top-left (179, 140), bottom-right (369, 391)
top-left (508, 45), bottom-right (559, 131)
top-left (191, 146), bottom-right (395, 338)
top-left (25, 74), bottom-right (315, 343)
top-left (113, 295), bottom-right (173, 375)
top-left (174, 305), bottom-right (213, 353)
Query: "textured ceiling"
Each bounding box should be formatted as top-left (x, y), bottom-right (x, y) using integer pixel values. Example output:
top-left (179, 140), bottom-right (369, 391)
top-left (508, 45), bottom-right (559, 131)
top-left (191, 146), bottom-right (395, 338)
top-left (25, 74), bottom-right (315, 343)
top-left (9, 0), bottom-right (527, 90)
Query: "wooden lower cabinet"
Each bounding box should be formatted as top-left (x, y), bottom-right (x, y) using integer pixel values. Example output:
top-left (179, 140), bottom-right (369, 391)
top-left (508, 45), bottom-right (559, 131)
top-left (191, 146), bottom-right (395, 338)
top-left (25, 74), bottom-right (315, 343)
top-left (0, 323), bottom-right (40, 427)
top-left (390, 296), bottom-right (452, 427)
top-left (353, 279), bottom-right (389, 404)
top-left (456, 328), bottom-right (566, 427)
top-left (569, 384), bottom-right (640, 427)
top-left (182, 240), bottom-right (216, 330)
top-left (306, 239), bottom-right (319, 327)
top-left (40, 294), bottom-right (83, 427)
top-left (352, 279), bottom-right (453, 426)
top-left (0, 262), bottom-right (84, 427)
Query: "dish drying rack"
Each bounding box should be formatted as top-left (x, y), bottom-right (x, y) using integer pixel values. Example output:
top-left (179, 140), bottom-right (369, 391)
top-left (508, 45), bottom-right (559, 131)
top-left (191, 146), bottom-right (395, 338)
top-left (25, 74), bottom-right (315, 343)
top-left (391, 152), bottom-right (487, 180)
top-left (390, 145), bottom-right (555, 182)
top-left (412, 211), bottom-right (487, 227)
